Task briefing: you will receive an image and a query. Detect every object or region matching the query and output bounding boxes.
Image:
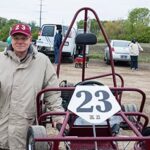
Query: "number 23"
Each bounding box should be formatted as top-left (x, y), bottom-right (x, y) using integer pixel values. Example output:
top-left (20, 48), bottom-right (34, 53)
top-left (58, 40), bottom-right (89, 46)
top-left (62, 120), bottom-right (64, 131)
top-left (76, 90), bottom-right (112, 113)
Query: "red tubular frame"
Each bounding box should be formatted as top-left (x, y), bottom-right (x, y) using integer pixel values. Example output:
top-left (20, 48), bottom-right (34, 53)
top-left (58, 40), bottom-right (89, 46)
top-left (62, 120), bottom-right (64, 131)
top-left (35, 86), bottom-right (150, 150)
top-left (56, 7), bottom-right (117, 89)
top-left (32, 7), bottom-right (150, 150)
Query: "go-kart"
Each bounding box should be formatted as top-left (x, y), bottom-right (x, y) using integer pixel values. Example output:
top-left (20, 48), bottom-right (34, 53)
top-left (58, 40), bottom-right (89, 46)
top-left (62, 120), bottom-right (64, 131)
top-left (26, 7), bottom-right (150, 150)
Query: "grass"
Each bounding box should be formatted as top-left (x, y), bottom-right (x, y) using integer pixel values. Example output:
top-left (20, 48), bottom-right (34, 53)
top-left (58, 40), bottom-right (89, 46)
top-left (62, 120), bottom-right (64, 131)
top-left (0, 41), bottom-right (7, 51)
top-left (139, 52), bottom-right (150, 63)
top-left (139, 43), bottom-right (150, 63)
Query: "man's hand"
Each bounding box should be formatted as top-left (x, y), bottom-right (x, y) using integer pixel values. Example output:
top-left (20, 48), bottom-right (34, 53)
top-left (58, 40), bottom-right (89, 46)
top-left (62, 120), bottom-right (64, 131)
top-left (56, 123), bottom-right (69, 135)
top-left (53, 118), bottom-right (69, 135)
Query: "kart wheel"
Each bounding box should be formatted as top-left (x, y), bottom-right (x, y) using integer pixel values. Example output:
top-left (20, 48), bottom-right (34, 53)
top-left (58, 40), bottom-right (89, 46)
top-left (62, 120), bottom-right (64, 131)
top-left (26, 125), bottom-right (49, 150)
top-left (134, 127), bottom-right (150, 149)
top-left (142, 126), bottom-right (150, 136)
top-left (122, 104), bottom-right (138, 122)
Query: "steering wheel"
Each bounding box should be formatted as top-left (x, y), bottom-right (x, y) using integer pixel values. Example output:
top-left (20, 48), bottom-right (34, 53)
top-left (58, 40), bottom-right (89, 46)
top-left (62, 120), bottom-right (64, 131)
top-left (75, 80), bottom-right (121, 97)
top-left (75, 80), bottom-right (104, 86)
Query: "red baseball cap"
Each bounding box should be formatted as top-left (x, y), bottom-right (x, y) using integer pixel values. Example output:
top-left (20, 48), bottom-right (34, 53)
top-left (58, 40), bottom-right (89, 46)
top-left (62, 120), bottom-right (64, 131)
top-left (10, 23), bottom-right (31, 36)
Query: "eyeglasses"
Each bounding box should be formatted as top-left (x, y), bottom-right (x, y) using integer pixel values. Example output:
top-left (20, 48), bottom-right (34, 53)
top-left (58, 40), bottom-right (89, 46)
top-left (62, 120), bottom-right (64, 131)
top-left (12, 36), bottom-right (30, 41)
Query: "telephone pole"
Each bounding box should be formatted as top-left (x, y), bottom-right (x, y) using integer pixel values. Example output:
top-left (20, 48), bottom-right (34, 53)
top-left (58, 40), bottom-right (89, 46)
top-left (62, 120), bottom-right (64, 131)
top-left (39, 0), bottom-right (43, 28)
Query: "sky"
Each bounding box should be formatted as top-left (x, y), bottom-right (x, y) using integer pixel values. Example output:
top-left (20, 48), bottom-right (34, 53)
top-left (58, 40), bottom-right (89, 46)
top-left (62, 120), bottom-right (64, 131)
top-left (0, 0), bottom-right (150, 27)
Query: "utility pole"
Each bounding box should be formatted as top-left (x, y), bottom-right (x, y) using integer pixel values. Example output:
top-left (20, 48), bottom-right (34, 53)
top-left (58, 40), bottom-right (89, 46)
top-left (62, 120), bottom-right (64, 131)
top-left (39, 0), bottom-right (43, 28)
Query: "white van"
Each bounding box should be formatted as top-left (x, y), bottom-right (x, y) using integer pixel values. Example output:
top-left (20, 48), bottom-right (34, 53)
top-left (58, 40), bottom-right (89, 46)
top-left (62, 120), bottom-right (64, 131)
top-left (36, 24), bottom-right (77, 62)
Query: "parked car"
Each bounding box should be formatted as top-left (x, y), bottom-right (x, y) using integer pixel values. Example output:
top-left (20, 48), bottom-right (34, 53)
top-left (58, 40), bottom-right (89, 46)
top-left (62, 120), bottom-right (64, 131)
top-left (104, 40), bottom-right (131, 64)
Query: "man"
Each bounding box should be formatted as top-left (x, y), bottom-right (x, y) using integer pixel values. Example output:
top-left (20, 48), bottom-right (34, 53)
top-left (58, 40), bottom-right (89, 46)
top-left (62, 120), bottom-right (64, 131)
top-left (129, 38), bottom-right (143, 71)
top-left (54, 29), bottom-right (62, 64)
top-left (0, 23), bottom-right (65, 150)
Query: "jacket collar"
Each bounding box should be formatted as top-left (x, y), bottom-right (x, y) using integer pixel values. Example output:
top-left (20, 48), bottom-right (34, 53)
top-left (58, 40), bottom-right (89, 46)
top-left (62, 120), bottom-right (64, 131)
top-left (4, 44), bottom-right (37, 63)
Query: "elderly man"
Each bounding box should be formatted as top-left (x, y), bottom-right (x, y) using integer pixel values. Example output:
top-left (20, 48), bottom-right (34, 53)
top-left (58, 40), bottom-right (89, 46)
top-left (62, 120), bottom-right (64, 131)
top-left (0, 23), bottom-right (65, 150)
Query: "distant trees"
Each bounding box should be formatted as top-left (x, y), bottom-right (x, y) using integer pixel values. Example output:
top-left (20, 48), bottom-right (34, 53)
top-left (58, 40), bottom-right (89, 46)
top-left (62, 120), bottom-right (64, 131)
top-left (0, 17), bottom-right (20, 41)
top-left (0, 8), bottom-right (149, 43)
top-left (29, 21), bottom-right (39, 40)
top-left (77, 8), bottom-right (150, 43)
top-left (124, 8), bottom-right (150, 42)
top-left (0, 18), bottom-right (39, 42)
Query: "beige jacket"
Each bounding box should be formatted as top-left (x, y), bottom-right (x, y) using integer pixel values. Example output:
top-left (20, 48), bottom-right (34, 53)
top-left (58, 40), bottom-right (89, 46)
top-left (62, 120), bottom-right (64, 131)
top-left (0, 45), bottom-right (65, 149)
top-left (0, 45), bottom-right (64, 121)
top-left (129, 42), bottom-right (143, 56)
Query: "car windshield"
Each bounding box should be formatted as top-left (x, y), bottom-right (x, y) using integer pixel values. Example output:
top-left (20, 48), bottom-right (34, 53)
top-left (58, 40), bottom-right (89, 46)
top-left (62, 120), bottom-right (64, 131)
top-left (113, 41), bottom-right (129, 47)
top-left (42, 26), bottom-right (55, 36)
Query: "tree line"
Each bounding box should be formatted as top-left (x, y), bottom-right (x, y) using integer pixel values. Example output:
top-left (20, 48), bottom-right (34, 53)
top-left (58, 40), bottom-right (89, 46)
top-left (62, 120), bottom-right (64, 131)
top-left (0, 19), bottom-right (39, 42)
top-left (0, 8), bottom-right (149, 43)
top-left (77, 8), bottom-right (150, 43)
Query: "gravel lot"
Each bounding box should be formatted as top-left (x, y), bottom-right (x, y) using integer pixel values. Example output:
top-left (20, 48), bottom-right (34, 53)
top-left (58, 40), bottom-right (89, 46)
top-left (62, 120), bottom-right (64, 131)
top-left (58, 59), bottom-right (150, 116)
top-left (54, 59), bottom-right (150, 150)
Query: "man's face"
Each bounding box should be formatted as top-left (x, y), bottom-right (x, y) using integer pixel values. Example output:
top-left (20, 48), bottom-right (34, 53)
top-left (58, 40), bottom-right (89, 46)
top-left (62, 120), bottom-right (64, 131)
top-left (11, 33), bottom-right (32, 53)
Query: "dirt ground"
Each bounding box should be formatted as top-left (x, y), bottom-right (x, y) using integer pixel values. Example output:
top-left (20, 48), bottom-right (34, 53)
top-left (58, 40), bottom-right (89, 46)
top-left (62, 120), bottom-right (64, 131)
top-left (54, 59), bottom-right (150, 149)
top-left (58, 59), bottom-right (150, 116)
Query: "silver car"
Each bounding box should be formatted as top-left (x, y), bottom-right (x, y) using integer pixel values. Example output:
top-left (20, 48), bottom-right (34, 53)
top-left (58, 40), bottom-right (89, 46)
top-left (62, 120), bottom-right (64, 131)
top-left (104, 40), bottom-right (131, 64)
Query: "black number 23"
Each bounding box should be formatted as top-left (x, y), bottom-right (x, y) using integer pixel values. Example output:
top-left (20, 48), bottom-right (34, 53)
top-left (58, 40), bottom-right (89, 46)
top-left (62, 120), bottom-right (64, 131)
top-left (76, 90), bottom-right (112, 113)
